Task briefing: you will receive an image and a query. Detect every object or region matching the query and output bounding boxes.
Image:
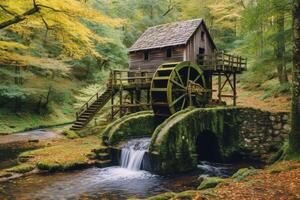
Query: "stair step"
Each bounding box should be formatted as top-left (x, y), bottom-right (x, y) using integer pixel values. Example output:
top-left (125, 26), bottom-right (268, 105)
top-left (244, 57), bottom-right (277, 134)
top-left (94, 159), bottom-right (112, 168)
top-left (77, 118), bottom-right (88, 122)
top-left (74, 121), bottom-right (85, 125)
top-left (97, 153), bottom-right (110, 160)
top-left (70, 125), bottom-right (83, 130)
top-left (78, 116), bottom-right (90, 119)
top-left (92, 148), bottom-right (110, 154)
top-left (86, 109), bottom-right (98, 112)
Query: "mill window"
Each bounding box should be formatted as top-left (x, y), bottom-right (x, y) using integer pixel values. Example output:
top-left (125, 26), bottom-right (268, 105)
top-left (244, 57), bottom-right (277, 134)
top-left (201, 31), bottom-right (205, 41)
top-left (166, 48), bottom-right (172, 58)
top-left (144, 50), bottom-right (149, 60)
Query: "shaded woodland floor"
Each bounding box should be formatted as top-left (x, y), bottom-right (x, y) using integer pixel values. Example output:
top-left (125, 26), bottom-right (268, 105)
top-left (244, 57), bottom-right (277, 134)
top-left (147, 161), bottom-right (300, 200)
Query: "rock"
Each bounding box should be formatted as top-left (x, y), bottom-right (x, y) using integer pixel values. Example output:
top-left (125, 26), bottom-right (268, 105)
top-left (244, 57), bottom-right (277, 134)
top-left (273, 130), bottom-right (280, 136)
top-left (269, 116), bottom-right (276, 121)
top-left (283, 124), bottom-right (291, 132)
top-left (232, 167), bottom-right (258, 181)
top-left (197, 177), bottom-right (226, 190)
top-left (274, 123), bottom-right (282, 130)
top-left (274, 136), bottom-right (282, 142)
top-left (147, 192), bottom-right (175, 200)
top-left (282, 114), bottom-right (289, 121)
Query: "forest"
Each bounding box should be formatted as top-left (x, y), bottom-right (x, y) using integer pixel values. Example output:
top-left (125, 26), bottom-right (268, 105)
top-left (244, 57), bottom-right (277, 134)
top-left (0, 0), bottom-right (294, 133)
top-left (0, 0), bottom-right (299, 199)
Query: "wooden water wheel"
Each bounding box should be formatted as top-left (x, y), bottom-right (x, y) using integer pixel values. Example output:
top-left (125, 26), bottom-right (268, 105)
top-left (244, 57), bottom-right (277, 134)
top-left (151, 61), bottom-right (208, 118)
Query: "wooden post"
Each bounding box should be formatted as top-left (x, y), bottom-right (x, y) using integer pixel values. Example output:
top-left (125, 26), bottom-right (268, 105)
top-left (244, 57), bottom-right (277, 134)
top-left (218, 72), bottom-right (222, 103)
top-left (233, 72), bottom-right (237, 106)
top-left (111, 92), bottom-right (114, 120)
top-left (119, 87), bottom-right (123, 117)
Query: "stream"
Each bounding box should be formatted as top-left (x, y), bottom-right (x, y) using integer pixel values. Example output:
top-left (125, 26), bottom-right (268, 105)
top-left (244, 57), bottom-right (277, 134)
top-left (0, 138), bottom-right (253, 200)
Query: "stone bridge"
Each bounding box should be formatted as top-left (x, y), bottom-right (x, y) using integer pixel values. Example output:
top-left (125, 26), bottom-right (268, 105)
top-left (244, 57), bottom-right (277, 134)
top-left (101, 107), bottom-right (290, 174)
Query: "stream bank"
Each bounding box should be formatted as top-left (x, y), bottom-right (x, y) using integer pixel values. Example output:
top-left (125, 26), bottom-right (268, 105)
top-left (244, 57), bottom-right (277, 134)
top-left (0, 137), bottom-right (258, 200)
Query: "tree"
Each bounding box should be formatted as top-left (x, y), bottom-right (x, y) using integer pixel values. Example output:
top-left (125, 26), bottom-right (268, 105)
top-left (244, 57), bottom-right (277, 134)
top-left (273, 0), bottom-right (289, 84)
top-left (288, 0), bottom-right (300, 157)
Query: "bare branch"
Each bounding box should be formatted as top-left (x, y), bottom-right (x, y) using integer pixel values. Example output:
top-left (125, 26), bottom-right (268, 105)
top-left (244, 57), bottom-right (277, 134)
top-left (0, 3), bottom-right (40, 29)
top-left (0, 1), bottom-right (69, 30)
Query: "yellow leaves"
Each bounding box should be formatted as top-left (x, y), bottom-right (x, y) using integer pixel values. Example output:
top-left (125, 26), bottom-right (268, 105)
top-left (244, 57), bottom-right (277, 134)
top-left (0, 0), bottom-right (124, 60)
top-left (0, 41), bottom-right (28, 50)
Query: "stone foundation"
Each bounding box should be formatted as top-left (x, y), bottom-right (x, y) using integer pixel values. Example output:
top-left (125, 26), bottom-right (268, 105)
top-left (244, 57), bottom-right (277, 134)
top-left (238, 108), bottom-right (290, 160)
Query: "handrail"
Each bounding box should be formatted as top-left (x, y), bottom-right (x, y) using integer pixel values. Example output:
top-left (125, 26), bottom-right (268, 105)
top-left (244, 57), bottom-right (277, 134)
top-left (76, 89), bottom-right (107, 120)
top-left (197, 52), bottom-right (247, 70)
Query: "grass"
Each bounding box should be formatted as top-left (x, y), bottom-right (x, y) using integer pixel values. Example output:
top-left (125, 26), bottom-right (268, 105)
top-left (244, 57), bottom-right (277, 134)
top-left (17, 136), bottom-right (103, 171)
top-left (0, 105), bottom-right (74, 135)
top-left (6, 163), bottom-right (35, 173)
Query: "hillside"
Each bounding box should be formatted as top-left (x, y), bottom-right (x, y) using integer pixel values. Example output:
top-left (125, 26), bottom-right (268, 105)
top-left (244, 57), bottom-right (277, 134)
top-left (0, 0), bottom-right (293, 133)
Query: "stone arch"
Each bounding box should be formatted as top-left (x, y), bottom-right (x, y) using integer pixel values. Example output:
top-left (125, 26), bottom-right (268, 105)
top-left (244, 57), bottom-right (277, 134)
top-left (101, 111), bottom-right (158, 146)
top-left (148, 107), bottom-right (240, 173)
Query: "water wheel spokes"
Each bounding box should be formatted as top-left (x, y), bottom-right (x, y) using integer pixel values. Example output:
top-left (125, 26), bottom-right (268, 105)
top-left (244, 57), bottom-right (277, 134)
top-left (151, 61), bottom-right (207, 118)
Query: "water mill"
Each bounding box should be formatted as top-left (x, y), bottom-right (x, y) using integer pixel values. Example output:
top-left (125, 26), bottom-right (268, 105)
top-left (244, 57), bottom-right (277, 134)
top-left (0, 2), bottom-right (299, 199)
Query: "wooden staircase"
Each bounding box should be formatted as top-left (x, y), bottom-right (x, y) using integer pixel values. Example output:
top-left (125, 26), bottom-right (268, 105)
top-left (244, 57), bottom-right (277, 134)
top-left (70, 88), bottom-right (115, 130)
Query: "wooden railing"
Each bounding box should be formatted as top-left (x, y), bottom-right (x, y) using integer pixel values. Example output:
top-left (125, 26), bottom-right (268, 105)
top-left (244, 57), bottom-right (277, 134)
top-left (76, 89), bottom-right (107, 120)
top-left (110, 69), bottom-right (154, 87)
top-left (197, 52), bottom-right (247, 71)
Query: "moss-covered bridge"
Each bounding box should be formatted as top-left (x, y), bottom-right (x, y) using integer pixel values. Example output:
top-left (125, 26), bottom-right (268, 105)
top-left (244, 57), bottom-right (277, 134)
top-left (102, 107), bottom-right (290, 174)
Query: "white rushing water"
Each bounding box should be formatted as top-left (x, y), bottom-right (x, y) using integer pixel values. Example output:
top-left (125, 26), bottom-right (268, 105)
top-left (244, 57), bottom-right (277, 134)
top-left (120, 138), bottom-right (151, 171)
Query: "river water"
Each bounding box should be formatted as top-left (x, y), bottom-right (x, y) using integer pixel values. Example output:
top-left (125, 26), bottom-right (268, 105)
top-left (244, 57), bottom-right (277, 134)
top-left (0, 138), bottom-right (249, 200)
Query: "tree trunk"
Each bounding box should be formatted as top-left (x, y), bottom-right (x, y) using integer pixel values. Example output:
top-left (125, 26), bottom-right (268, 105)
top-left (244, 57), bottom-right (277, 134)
top-left (275, 11), bottom-right (289, 84)
top-left (289, 0), bottom-right (300, 155)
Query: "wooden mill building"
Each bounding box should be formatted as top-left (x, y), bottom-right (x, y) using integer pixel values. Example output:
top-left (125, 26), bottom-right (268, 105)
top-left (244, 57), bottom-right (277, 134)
top-left (128, 18), bottom-right (216, 71)
top-left (70, 19), bottom-right (246, 130)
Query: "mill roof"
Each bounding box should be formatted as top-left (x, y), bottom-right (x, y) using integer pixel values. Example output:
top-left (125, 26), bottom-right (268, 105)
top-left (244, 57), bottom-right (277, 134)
top-left (129, 18), bottom-right (216, 52)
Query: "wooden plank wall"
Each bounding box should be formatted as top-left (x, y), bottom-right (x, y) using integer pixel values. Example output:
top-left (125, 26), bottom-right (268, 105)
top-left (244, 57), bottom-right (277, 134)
top-left (185, 24), bottom-right (215, 63)
top-left (129, 46), bottom-right (185, 71)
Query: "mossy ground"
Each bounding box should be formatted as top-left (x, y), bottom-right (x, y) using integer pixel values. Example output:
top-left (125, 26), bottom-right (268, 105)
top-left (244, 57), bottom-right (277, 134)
top-left (144, 161), bottom-right (300, 200)
top-left (0, 136), bottom-right (104, 176)
top-left (0, 106), bottom-right (74, 135)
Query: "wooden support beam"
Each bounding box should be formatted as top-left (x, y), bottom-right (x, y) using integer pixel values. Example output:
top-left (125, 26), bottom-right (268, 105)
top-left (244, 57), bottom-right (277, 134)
top-left (111, 91), bottom-right (114, 120)
top-left (233, 72), bottom-right (237, 106)
top-left (147, 89), bottom-right (150, 104)
top-left (218, 72), bottom-right (222, 102)
top-left (119, 87), bottom-right (123, 117)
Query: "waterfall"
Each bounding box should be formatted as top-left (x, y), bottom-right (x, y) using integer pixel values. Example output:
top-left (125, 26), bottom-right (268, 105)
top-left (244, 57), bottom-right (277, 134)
top-left (120, 138), bottom-right (151, 171)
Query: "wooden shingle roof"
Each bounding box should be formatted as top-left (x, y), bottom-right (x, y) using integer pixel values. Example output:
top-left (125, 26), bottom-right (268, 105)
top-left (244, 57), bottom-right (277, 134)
top-left (129, 19), bottom-right (215, 52)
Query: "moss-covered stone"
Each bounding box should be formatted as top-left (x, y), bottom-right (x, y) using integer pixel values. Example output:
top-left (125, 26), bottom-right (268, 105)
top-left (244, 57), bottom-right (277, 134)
top-left (147, 192), bottom-right (175, 200)
top-left (149, 107), bottom-right (241, 173)
top-left (231, 167), bottom-right (258, 181)
top-left (17, 136), bottom-right (101, 172)
top-left (101, 111), bottom-right (158, 145)
top-left (62, 130), bottom-right (79, 139)
top-left (197, 177), bottom-right (226, 190)
top-left (6, 163), bottom-right (35, 173)
top-left (173, 190), bottom-right (201, 199)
